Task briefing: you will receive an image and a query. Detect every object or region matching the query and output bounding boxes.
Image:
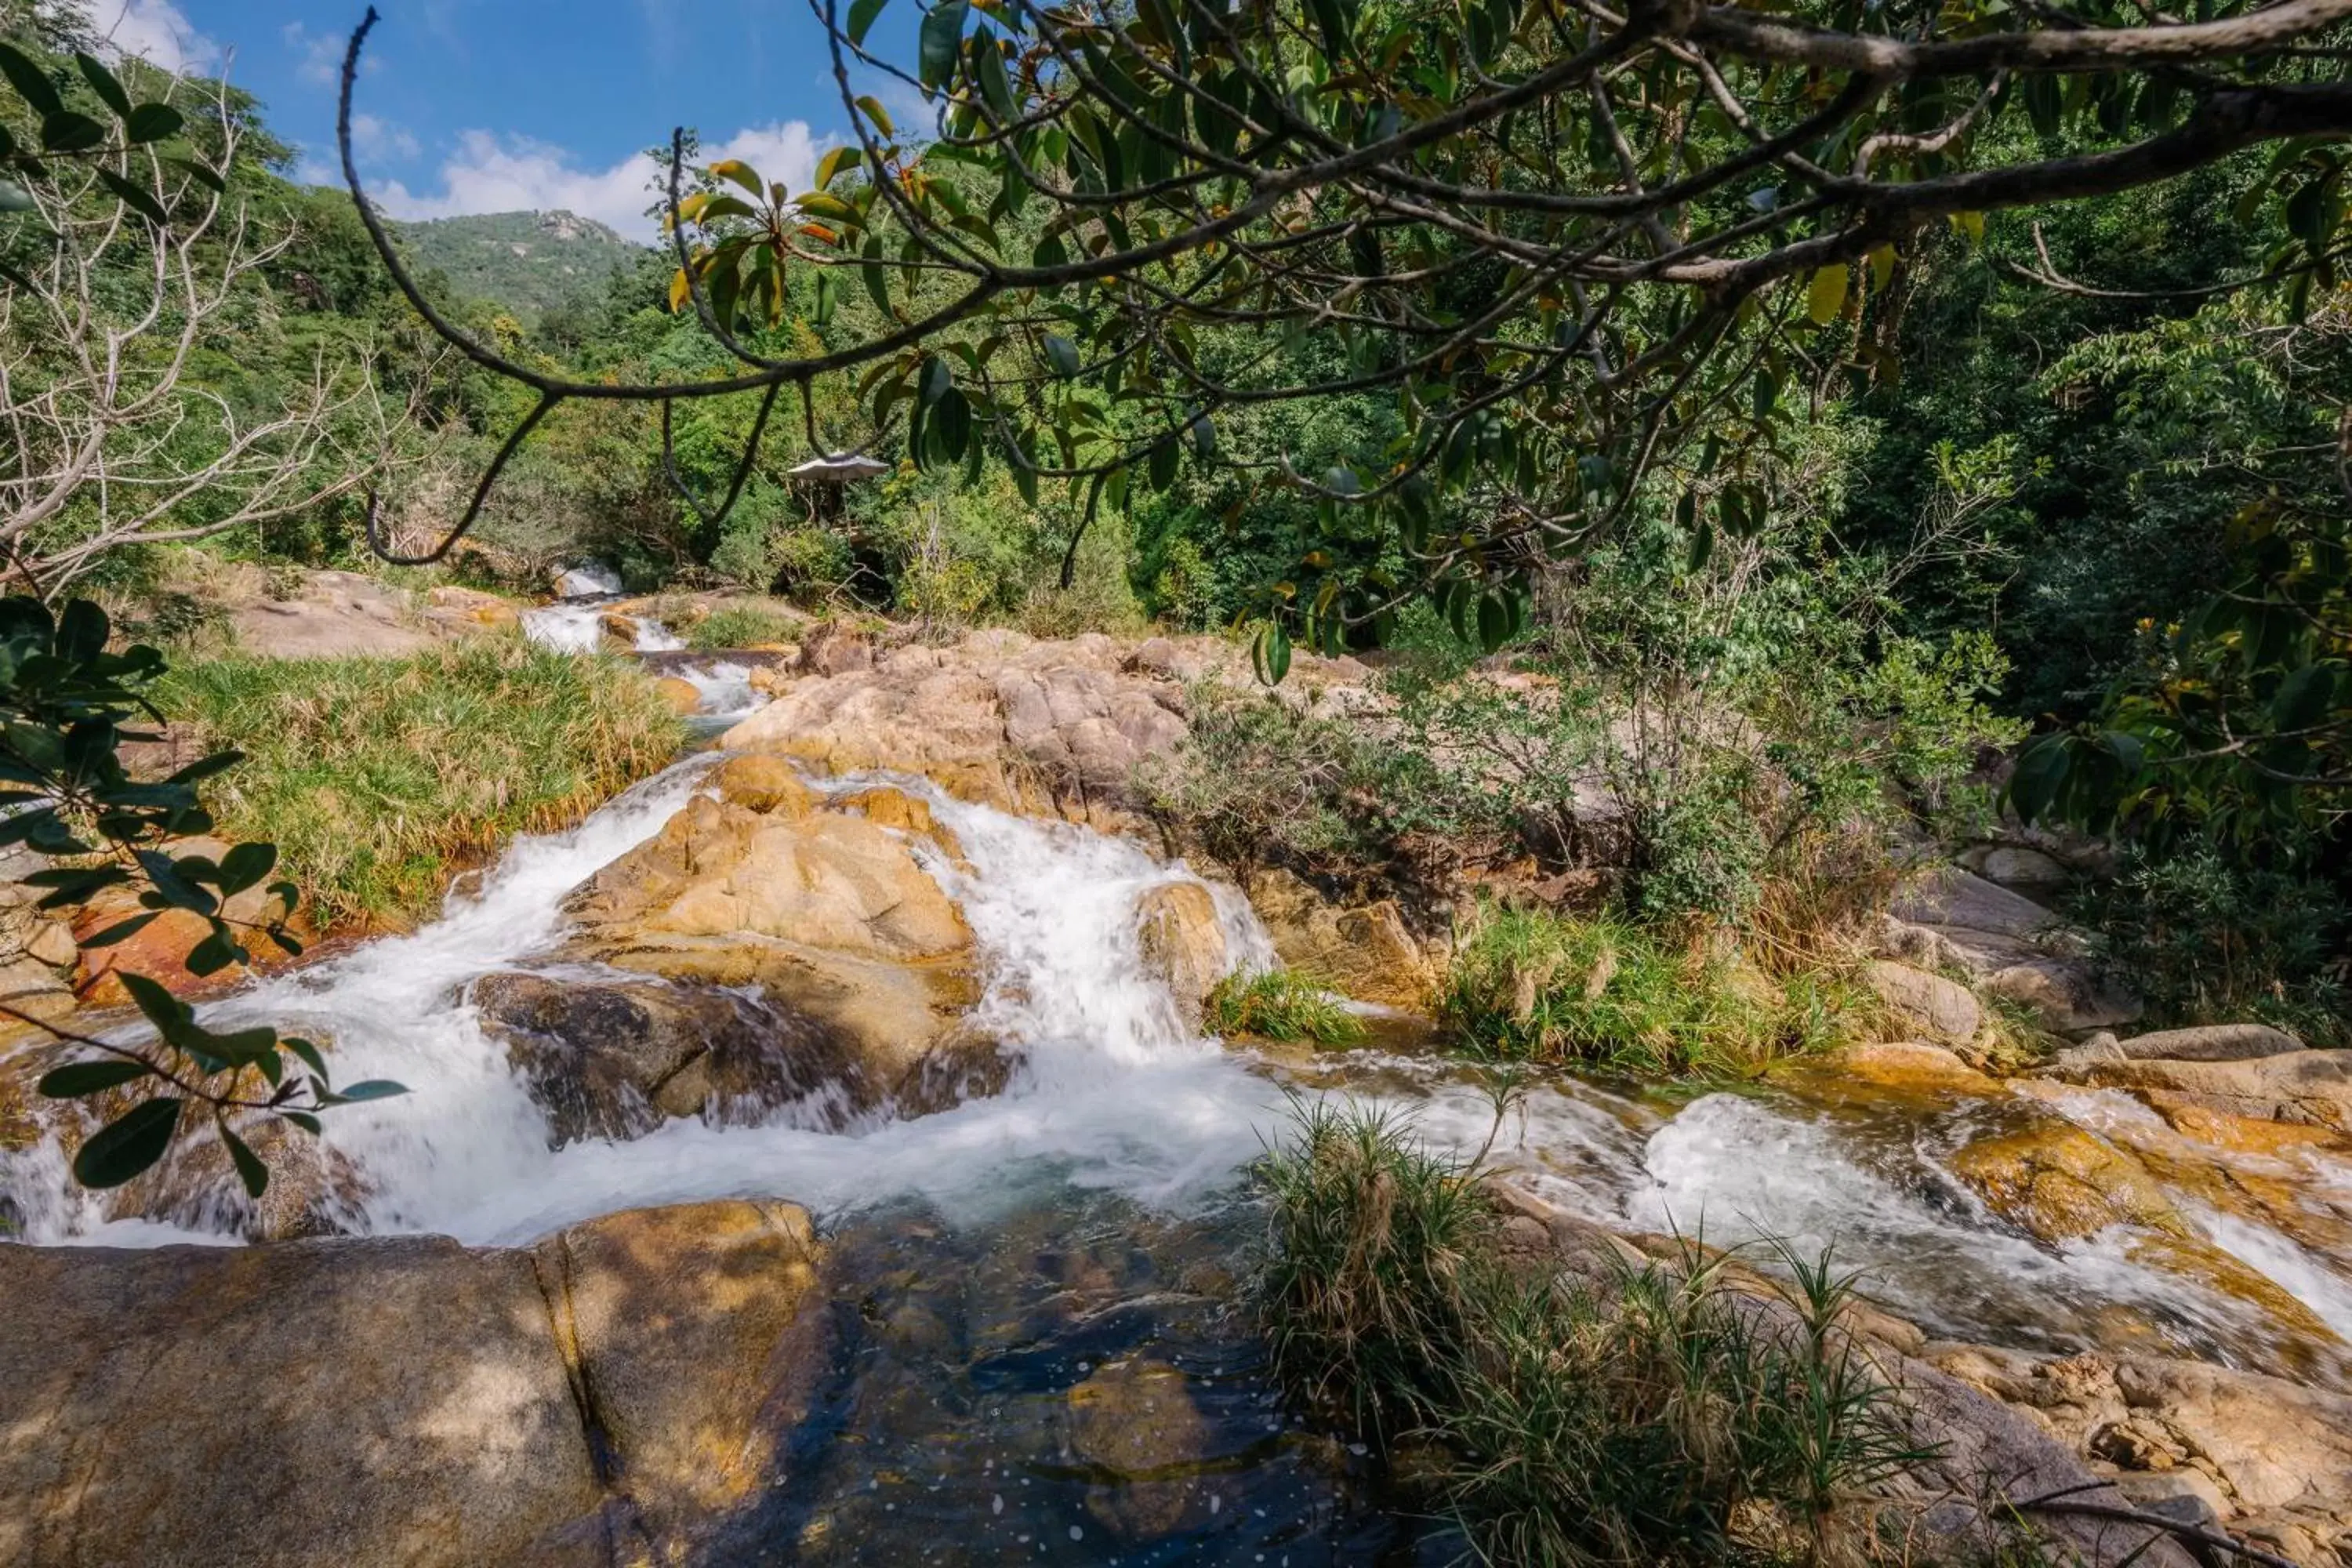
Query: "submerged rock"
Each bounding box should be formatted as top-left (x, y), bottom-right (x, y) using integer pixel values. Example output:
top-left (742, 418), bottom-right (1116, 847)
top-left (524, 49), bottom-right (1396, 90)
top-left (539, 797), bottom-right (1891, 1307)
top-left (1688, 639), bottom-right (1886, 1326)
top-left (0, 1198), bottom-right (826, 1568)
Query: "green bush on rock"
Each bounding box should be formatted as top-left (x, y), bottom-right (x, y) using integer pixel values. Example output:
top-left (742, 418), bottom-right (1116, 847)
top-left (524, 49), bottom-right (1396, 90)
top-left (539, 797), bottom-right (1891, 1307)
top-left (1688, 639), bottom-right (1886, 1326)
top-left (1254, 1104), bottom-right (1931, 1566)
top-left (1438, 908), bottom-right (1875, 1077)
top-left (1205, 971), bottom-right (1367, 1047)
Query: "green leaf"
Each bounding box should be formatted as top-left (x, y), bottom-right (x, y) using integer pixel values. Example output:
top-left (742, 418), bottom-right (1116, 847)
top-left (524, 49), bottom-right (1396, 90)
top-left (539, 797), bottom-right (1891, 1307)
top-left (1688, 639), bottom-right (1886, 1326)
top-left (74, 53), bottom-right (130, 118)
top-left (221, 1124), bottom-right (269, 1200)
top-left (2009, 735), bottom-right (2071, 824)
top-left (855, 95), bottom-right (895, 138)
top-left (848, 0), bottom-right (891, 46)
top-left (282, 1036), bottom-right (327, 1077)
top-left (216, 841), bottom-right (278, 896)
top-left (55, 597), bottom-right (108, 662)
top-left (118, 970), bottom-right (190, 1035)
top-left (1806, 263), bottom-right (1849, 326)
top-left (918, 354), bottom-right (952, 406)
top-left (0, 179), bottom-right (34, 213)
top-left (332, 1080), bottom-right (408, 1103)
top-left (1686, 520), bottom-right (1714, 573)
top-left (40, 110), bottom-right (107, 154)
top-left (97, 169), bottom-right (166, 226)
top-left (813, 145), bottom-right (862, 191)
top-left (124, 101), bottom-right (183, 144)
top-left (1043, 334), bottom-right (1080, 378)
top-left (919, 0), bottom-right (969, 89)
top-left (37, 1058), bottom-right (151, 1098)
top-left (2273, 664), bottom-right (2337, 733)
top-left (0, 42), bottom-right (64, 118)
top-left (72, 1096), bottom-right (182, 1189)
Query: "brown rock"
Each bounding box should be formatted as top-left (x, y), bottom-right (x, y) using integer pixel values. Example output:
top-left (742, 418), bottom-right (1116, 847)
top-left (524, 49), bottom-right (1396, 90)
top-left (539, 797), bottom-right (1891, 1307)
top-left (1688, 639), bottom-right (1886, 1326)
top-left (21, 917), bottom-right (75, 970)
top-left (1949, 1123), bottom-right (2183, 1243)
top-left (1247, 868), bottom-right (1434, 1008)
top-left (1134, 882), bottom-right (1228, 1028)
top-left (2115, 1023), bottom-right (2304, 1062)
top-left (0, 1199), bottom-right (828, 1567)
top-left (471, 970), bottom-right (877, 1145)
top-left (652, 675), bottom-right (704, 715)
top-left (2069, 1051), bottom-right (2352, 1133)
top-left (711, 753), bottom-right (816, 817)
top-left (1861, 960), bottom-right (1983, 1044)
top-left (1822, 1040), bottom-right (1998, 1094)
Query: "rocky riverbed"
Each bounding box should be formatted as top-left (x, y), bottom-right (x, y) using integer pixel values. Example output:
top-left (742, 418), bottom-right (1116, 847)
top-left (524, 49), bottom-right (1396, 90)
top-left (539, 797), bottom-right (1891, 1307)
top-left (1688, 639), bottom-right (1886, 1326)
top-left (3, 621), bottom-right (2350, 1566)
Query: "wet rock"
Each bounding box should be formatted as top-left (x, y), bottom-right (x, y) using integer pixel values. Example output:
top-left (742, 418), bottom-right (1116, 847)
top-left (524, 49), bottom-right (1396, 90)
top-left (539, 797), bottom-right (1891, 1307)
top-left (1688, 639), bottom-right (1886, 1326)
top-left (427, 584), bottom-right (521, 630)
top-left (2140, 1093), bottom-right (2350, 1159)
top-left (1135, 882), bottom-right (1228, 1028)
top-left (1861, 960), bottom-right (1982, 1044)
top-left (836, 784), bottom-right (961, 859)
top-left (652, 674), bottom-right (703, 715)
top-left (1820, 1040), bottom-right (1998, 1094)
top-left (2114, 1023), bottom-right (2303, 1062)
top-left (2066, 1050), bottom-right (2352, 1133)
top-left (472, 970), bottom-right (876, 1145)
top-left (1948, 1123), bottom-right (2182, 1243)
top-left (0, 1199), bottom-right (826, 1567)
top-left (710, 753), bottom-right (817, 817)
top-left (108, 1113), bottom-right (372, 1241)
top-left (1069, 1358), bottom-right (1218, 1537)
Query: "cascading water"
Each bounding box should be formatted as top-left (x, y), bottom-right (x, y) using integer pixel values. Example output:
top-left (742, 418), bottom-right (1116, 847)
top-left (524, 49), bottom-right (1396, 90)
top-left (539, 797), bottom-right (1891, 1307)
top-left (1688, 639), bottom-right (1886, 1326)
top-left (7, 746), bottom-right (2351, 1390)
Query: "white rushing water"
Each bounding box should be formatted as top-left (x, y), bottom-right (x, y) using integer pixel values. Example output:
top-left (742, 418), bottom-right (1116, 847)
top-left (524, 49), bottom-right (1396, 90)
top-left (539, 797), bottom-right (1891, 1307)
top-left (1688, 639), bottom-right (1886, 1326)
top-left (2, 760), bottom-right (1290, 1247)
top-left (5, 751), bottom-right (2347, 1376)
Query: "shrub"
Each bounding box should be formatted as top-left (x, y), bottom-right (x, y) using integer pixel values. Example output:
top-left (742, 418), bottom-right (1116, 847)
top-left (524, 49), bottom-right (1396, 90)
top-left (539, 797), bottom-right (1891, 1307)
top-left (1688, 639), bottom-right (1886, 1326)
top-left (1438, 906), bottom-right (1865, 1076)
top-left (1138, 684), bottom-right (1464, 888)
top-left (687, 603), bottom-right (804, 651)
top-left (2080, 841), bottom-right (2349, 1044)
top-left (1206, 971), bottom-right (1367, 1045)
top-left (158, 641), bottom-right (684, 927)
top-left (1254, 1105), bottom-right (1929, 1565)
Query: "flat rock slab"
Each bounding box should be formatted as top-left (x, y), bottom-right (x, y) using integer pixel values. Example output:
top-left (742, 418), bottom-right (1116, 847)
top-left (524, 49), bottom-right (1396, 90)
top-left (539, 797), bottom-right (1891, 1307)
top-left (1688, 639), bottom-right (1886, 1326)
top-left (0, 1199), bottom-right (822, 1568)
top-left (2116, 1023), bottom-right (2304, 1062)
top-left (1892, 866), bottom-right (2062, 941)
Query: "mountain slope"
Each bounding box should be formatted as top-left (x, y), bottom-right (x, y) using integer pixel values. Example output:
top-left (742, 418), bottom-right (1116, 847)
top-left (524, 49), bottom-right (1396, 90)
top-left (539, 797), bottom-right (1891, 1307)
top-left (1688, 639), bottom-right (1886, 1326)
top-left (394, 210), bottom-right (644, 323)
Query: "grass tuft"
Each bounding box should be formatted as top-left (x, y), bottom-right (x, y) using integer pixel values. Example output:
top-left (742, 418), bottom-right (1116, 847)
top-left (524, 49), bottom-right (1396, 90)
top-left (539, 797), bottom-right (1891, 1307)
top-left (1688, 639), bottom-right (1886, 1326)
top-left (685, 603), bottom-right (807, 652)
top-left (1207, 970), bottom-right (1368, 1045)
top-left (159, 641), bottom-right (684, 929)
top-left (1439, 906), bottom-right (1877, 1077)
top-left (1254, 1103), bottom-right (1935, 1566)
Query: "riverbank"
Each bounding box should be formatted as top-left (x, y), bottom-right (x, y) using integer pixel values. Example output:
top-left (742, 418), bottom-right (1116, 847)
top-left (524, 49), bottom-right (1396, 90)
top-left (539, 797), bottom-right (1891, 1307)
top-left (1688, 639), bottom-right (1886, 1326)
top-left (1, 600), bottom-right (2347, 1566)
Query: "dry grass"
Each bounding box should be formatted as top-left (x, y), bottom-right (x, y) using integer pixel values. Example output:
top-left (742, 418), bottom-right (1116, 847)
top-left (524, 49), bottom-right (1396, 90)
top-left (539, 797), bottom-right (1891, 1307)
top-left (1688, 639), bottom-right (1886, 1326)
top-left (158, 641), bottom-right (683, 929)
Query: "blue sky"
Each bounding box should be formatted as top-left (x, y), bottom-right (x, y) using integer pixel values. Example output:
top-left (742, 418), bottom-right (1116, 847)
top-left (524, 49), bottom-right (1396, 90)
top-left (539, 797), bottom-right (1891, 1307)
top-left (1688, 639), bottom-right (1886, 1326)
top-left (89, 2), bottom-right (934, 239)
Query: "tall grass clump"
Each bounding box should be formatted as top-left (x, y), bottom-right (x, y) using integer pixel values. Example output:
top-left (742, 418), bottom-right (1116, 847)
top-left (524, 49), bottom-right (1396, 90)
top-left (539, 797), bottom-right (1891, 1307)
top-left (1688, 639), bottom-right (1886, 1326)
top-left (1440, 906), bottom-right (1869, 1076)
top-left (686, 603), bottom-right (806, 651)
top-left (1254, 1104), bottom-right (1933, 1566)
top-left (159, 641), bottom-right (684, 927)
top-left (1207, 970), bottom-right (1367, 1045)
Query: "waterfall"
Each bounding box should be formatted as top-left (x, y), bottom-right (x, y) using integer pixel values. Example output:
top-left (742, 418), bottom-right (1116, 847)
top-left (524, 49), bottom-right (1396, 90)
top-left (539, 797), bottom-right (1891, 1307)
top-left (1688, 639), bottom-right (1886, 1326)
top-left (0, 761), bottom-right (1287, 1247)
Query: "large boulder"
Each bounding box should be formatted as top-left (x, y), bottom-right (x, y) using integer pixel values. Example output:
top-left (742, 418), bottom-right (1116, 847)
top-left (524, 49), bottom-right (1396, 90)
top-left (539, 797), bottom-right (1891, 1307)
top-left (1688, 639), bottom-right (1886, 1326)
top-left (1246, 867), bottom-right (1436, 1008)
top-left (2060, 1050), bottom-right (2352, 1133)
top-left (0, 1199), bottom-right (826, 1568)
top-left (2114, 1023), bottom-right (2303, 1062)
top-left (1134, 882), bottom-right (1228, 1029)
top-left (1887, 866), bottom-right (2141, 1033)
top-left (717, 627), bottom-right (1372, 829)
top-left (471, 970), bottom-right (878, 1144)
top-left (559, 782), bottom-right (981, 1098)
top-left (1860, 960), bottom-right (1982, 1044)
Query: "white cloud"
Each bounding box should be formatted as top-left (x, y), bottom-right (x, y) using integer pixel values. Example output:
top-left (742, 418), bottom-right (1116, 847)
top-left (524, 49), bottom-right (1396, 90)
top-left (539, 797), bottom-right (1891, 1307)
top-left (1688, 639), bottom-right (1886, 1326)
top-left (350, 114), bottom-right (420, 163)
top-left (93, 0), bottom-right (218, 74)
top-left (370, 122), bottom-right (826, 242)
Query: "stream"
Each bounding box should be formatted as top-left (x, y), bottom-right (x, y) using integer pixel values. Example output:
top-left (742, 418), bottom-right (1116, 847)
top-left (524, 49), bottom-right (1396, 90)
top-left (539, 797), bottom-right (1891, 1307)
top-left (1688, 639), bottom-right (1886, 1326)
top-left (4, 602), bottom-right (2352, 1560)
